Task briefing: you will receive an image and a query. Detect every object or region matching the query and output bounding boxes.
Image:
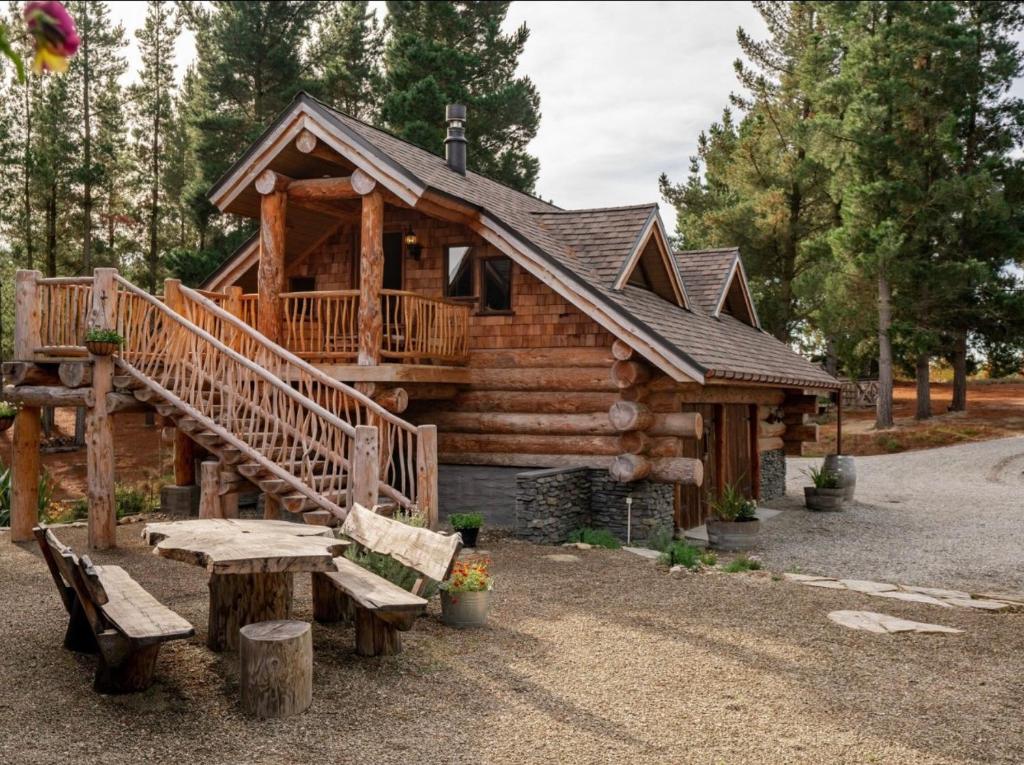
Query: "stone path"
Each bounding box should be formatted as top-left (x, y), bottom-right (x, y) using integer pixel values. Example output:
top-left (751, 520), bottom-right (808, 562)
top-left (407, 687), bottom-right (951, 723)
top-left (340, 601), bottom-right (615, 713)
top-left (784, 573), bottom-right (1022, 611)
top-left (828, 610), bottom-right (963, 635)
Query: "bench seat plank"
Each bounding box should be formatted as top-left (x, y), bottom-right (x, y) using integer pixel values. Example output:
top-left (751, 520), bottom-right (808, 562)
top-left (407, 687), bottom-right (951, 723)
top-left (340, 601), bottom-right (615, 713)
top-left (326, 557), bottom-right (427, 614)
top-left (95, 565), bottom-right (195, 645)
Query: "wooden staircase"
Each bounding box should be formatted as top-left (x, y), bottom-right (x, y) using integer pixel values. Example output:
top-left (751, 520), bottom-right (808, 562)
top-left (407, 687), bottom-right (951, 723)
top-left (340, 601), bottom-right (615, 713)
top-left (109, 275), bottom-right (435, 527)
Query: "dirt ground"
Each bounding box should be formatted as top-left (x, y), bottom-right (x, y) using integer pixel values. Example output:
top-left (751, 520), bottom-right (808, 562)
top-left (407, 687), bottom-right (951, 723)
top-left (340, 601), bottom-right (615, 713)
top-left (809, 381), bottom-right (1024, 456)
top-left (0, 525), bottom-right (1021, 765)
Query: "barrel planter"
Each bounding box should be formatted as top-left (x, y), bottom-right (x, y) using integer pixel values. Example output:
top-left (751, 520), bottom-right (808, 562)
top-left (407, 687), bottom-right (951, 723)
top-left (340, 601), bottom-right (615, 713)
top-left (440, 590), bottom-right (492, 628)
top-left (705, 518), bottom-right (761, 551)
top-left (804, 487), bottom-right (845, 512)
top-left (823, 455), bottom-right (857, 501)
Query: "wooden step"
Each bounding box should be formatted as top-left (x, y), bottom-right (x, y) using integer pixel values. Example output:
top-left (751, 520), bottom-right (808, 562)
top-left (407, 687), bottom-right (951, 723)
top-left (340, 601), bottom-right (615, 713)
top-left (301, 509), bottom-right (339, 527)
top-left (113, 375), bottom-right (145, 391)
top-left (257, 473), bottom-right (341, 495)
top-left (279, 489), bottom-right (346, 514)
top-left (155, 403), bottom-right (178, 418)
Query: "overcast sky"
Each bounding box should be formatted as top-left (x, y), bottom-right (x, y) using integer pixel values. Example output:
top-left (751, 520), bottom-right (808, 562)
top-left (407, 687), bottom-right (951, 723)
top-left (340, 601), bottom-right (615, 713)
top-left (108, 1), bottom-right (1022, 235)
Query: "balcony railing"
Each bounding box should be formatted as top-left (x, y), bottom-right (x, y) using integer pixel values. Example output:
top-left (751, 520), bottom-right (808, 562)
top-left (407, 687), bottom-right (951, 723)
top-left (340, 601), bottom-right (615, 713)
top-left (273, 289), bottom-right (469, 365)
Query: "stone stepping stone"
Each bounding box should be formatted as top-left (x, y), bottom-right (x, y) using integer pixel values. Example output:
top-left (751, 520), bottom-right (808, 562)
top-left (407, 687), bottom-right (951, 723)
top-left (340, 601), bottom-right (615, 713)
top-left (800, 579), bottom-right (849, 590)
top-left (544, 554), bottom-right (580, 563)
top-left (828, 610), bottom-right (963, 635)
top-left (783, 573), bottom-right (834, 583)
top-left (870, 590), bottom-right (952, 607)
top-left (901, 585), bottom-right (972, 600)
top-left (839, 579), bottom-right (899, 594)
top-left (942, 597), bottom-right (1014, 612)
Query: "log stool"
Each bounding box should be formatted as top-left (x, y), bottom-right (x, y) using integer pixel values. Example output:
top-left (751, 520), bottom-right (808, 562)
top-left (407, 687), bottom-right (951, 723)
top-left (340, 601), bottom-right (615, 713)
top-left (239, 620), bottom-right (312, 718)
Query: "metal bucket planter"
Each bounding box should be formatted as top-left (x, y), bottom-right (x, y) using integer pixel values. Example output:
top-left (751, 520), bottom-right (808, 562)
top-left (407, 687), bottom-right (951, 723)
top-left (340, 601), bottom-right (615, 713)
top-left (705, 518), bottom-right (761, 551)
top-left (85, 340), bottom-right (119, 356)
top-left (440, 589), bottom-right (492, 628)
top-left (804, 487), bottom-right (845, 512)
top-left (823, 455), bottom-right (857, 501)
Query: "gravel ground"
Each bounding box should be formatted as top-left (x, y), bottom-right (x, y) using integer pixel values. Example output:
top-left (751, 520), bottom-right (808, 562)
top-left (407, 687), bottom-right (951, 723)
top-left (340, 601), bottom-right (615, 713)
top-left (758, 436), bottom-right (1024, 597)
top-left (1, 524), bottom-right (1023, 764)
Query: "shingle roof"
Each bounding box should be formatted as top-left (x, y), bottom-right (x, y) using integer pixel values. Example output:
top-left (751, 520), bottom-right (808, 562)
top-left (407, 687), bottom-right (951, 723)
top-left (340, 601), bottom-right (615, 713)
top-left (210, 94), bottom-right (838, 390)
top-left (531, 205), bottom-right (657, 287)
top-left (674, 248), bottom-right (738, 314)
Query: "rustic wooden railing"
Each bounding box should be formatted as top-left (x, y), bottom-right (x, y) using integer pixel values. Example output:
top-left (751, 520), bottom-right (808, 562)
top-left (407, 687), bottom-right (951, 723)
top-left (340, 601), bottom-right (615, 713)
top-left (260, 289), bottom-right (470, 365)
top-left (11, 269), bottom-right (438, 526)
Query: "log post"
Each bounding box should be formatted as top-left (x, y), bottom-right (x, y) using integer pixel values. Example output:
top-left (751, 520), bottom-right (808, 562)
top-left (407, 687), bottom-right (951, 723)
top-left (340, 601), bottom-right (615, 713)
top-left (258, 189), bottom-right (287, 343)
top-left (174, 429), bottom-right (196, 486)
top-left (208, 573), bottom-right (293, 652)
top-left (611, 360), bottom-right (651, 389)
top-left (199, 460), bottom-right (221, 519)
top-left (86, 268), bottom-right (117, 551)
top-left (713, 403), bottom-right (725, 499)
top-left (357, 190), bottom-right (384, 366)
top-left (416, 424), bottom-right (439, 529)
top-left (749, 404), bottom-right (761, 500)
top-left (58, 361), bottom-right (93, 388)
top-left (10, 406), bottom-right (41, 542)
top-left (240, 620), bottom-right (313, 719)
top-left (14, 270), bottom-right (41, 360)
top-left (611, 339), bottom-right (635, 361)
top-left (348, 424), bottom-right (379, 513)
top-left (609, 454), bottom-right (704, 485)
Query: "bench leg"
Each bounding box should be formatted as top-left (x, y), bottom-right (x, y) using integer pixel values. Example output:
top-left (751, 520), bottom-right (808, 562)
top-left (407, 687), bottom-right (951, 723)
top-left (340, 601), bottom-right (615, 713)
top-left (94, 631), bottom-right (161, 694)
top-left (64, 594), bottom-right (99, 654)
top-left (354, 608), bottom-right (401, 657)
top-left (311, 573), bottom-right (351, 624)
top-left (208, 572), bottom-right (293, 652)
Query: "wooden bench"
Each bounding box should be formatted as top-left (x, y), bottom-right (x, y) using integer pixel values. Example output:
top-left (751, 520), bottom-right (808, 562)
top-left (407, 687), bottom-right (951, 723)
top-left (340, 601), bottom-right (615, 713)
top-left (34, 526), bottom-right (195, 693)
top-left (311, 503), bottom-right (462, 656)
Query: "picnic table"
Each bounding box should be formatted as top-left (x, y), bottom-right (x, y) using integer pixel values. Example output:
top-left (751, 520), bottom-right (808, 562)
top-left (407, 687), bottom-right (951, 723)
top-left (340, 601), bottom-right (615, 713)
top-left (143, 518), bottom-right (349, 651)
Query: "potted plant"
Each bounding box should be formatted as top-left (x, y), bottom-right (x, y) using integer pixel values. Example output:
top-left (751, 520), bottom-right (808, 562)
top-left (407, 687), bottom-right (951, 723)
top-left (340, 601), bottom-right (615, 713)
top-left (449, 512), bottom-right (483, 548)
top-left (804, 465), bottom-right (845, 511)
top-left (0, 402), bottom-right (17, 433)
top-left (705, 482), bottom-right (760, 550)
top-left (440, 559), bottom-right (493, 628)
top-left (84, 327), bottom-right (123, 356)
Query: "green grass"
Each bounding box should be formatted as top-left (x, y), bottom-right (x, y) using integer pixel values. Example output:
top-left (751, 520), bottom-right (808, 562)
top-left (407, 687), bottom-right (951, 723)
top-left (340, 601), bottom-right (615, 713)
top-left (567, 528), bottom-right (621, 549)
top-left (659, 542), bottom-right (718, 570)
top-left (723, 554), bottom-right (763, 573)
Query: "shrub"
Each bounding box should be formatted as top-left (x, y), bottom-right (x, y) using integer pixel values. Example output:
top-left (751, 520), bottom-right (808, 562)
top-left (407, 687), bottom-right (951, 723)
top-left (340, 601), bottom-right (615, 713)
top-left (805, 465), bottom-right (840, 489)
top-left (711, 482), bottom-right (757, 522)
top-left (0, 467), bottom-right (54, 526)
top-left (659, 541), bottom-right (701, 569)
top-left (449, 512), bottom-right (483, 531)
top-left (84, 327), bottom-right (124, 344)
top-left (114, 484), bottom-right (158, 518)
top-left (645, 525), bottom-right (675, 554)
top-left (567, 528), bottom-right (620, 549)
top-left (723, 554), bottom-right (763, 573)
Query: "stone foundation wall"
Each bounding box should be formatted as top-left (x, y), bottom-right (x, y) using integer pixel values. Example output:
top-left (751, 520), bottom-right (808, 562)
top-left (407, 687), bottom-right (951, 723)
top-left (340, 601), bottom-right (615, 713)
top-left (514, 468), bottom-right (675, 545)
top-left (515, 467), bottom-right (591, 544)
top-left (589, 474), bottom-right (674, 544)
top-left (759, 449), bottom-right (786, 501)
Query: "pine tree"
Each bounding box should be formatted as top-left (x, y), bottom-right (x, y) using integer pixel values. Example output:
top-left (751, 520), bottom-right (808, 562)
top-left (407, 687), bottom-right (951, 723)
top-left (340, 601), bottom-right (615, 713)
top-left (68, 1), bottom-right (127, 274)
top-left (310, 1), bottom-right (382, 120)
top-left (660, 2), bottom-right (840, 342)
top-left (380, 1), bottom-right (541, 192)
top-left (130, 0), bottom-right (180, 293)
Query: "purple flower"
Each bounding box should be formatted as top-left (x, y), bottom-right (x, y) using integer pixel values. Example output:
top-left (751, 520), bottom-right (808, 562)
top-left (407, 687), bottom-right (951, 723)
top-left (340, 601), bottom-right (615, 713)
top-left (23, 1), bottom-right (79, 74)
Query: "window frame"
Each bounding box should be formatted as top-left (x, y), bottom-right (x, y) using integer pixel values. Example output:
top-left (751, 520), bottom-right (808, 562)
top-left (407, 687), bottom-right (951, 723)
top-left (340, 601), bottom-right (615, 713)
top-left (443, 244), bottom-right (478, 303)
top-left (476, 254), bottom-right (514, 315)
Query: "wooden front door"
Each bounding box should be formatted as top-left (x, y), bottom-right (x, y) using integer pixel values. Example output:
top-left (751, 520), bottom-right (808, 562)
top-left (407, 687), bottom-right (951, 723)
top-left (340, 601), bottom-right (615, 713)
top-left (676, 403), bottom-right (715, 530)
top-left (383, 232), bottom-right (403, 290)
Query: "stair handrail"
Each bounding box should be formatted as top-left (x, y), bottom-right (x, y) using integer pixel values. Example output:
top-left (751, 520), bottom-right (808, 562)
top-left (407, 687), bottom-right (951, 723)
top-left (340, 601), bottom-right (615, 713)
top-left (178, 284), bottom-right (417, 434)
top-left (116, 276), bottom-right (360, 438)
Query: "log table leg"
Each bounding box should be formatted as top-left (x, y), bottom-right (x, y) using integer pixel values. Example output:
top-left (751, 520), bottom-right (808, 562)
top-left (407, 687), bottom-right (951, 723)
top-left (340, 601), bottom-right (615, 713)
top-left (311, 572), bottom-right (352, 623)
top-left (207, 572), bottom-right (294, 652)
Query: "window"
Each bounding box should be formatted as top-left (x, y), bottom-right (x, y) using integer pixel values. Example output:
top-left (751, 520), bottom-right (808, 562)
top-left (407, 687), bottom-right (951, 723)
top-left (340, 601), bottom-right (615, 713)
top-left (445, 245), bottom-right (475, 299)
top-left (480, 257), bottom-right (512, 312)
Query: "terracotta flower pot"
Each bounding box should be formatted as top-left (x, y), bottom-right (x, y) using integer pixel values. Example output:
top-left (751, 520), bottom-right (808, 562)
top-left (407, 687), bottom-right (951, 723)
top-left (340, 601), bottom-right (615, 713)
top-left (804, 486), bottom-right (845, 512)
top-left (85, 340), bottom-right (119, 356)
top-left (440, 589), bottom-right (492, 628)
top-left (705, 518), bottom-right (761, 550)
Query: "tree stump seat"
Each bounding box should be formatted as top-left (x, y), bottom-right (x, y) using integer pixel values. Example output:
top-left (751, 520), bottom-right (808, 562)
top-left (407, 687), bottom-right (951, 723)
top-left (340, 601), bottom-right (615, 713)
top-left (239, 620), bottom-right (312, 718)
top-left (34, 526), bottom-right (195, 693)
top-left (312, 503), bottom-right (462, 657)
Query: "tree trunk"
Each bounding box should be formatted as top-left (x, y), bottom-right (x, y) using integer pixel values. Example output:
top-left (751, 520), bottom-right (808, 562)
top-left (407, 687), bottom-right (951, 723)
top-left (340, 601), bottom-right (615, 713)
top-left (22, 76), bottom-right (34, 269)
top-left (81, 4), bottom-right (93, 273)
top-left (914, 352), bottom-right (931, 421)
top-left (875, 274), bottom-right (894, 429)
top-left (147, 25), bottom-right (162, 294)
top-left (950, 329), bottom-right (967, 412)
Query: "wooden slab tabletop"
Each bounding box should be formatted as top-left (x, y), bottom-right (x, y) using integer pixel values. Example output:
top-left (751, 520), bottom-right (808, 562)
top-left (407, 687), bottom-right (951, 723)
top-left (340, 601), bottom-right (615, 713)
top-left (142, 519), bottom-right (349, 575)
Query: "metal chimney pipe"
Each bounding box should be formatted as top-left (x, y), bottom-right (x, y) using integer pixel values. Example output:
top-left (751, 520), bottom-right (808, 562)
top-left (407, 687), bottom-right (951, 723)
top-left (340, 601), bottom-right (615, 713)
top-left (445, 104), bottom-right (467, 175)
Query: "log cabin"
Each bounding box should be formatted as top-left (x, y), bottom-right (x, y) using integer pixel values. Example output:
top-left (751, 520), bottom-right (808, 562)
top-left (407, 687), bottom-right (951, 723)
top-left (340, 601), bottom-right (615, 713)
top-left (5, 93), bottom-right (838, 549)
